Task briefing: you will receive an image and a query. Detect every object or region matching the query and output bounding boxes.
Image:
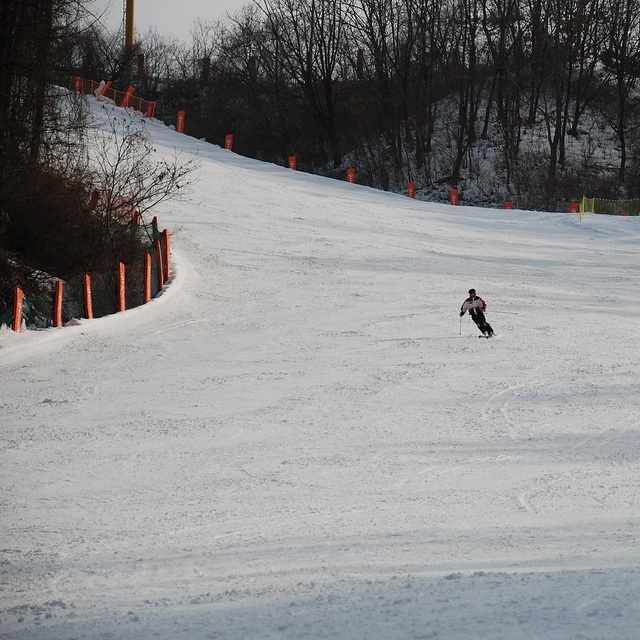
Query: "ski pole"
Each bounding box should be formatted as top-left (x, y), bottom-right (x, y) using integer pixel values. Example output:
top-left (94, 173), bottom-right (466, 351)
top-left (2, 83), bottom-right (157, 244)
top-left (459, 316), bottom-right (462, 335)
top-left (492, 311), bottom-right (518, 315)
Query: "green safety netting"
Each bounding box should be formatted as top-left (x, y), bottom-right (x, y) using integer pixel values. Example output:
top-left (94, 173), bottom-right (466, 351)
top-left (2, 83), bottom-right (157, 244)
top-left (580, 196), bottom-right (640, 220)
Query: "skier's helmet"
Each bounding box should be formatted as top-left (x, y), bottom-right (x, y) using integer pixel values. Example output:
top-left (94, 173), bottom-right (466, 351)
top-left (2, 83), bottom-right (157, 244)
top-left (468, 288), bottom-right (476, 295)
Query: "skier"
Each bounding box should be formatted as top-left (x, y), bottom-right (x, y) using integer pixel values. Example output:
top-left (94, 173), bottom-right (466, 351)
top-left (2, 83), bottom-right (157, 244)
top-left (460, 288), bottom-right (495, 337)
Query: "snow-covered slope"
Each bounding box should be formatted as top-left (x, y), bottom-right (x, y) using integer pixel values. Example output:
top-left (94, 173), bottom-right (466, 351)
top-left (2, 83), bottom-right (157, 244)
top-left (1, 97), bottom-right (639, 640)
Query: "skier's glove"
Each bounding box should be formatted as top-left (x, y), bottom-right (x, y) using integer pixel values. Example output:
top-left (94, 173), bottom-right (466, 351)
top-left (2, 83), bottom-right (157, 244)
top-left (459, 311), bottom-right (464, 317)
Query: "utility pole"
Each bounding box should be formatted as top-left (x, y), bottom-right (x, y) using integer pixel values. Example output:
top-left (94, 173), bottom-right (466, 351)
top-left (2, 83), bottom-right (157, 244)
top-left (124, 0), bottom-right (135, 86)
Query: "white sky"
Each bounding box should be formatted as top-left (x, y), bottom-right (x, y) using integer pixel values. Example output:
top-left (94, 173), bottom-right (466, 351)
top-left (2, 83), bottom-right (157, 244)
top-left (92, 0), bottom-right (253, 41)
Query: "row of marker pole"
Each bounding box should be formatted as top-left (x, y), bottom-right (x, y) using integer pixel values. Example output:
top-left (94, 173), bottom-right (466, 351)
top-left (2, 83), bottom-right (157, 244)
top-left (176, 111), bottom-right (581, 212)
top-left (10, 223), bottom-right (170, 333)
top-left (429, 189), bottom-right (579, 212)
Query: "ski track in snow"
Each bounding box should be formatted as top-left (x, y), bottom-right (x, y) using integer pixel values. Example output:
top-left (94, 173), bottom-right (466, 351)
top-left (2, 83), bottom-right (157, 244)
top-left (1, 96), bottom-right (640, 639)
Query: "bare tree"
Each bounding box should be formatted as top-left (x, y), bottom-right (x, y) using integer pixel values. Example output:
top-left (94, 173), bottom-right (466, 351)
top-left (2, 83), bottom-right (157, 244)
top-left (88, 114), bottom-right (197, 261)
top-left (481, 0), bottom-right (526, 186)
top-left (257, 0), bottom-right (348, 167)
top-left (600, 0), bottom-right (640, 182)
top-left (345, 0), bottom-right (416, 182)
top-left (567, 0), bottom-right (607, 137)
top-left (406, 0), bottom-right (446, 174)
top-left (447, 0), bottom-right (488, 182)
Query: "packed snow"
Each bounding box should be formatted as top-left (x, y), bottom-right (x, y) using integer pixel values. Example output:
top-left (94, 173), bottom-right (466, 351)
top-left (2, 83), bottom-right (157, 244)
top-left (1, 96), bottom-right (639, 640)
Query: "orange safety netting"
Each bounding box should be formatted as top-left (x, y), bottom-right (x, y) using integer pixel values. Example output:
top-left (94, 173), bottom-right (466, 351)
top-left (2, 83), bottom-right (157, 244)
top-left (71, 76), bottom-right (156, 119)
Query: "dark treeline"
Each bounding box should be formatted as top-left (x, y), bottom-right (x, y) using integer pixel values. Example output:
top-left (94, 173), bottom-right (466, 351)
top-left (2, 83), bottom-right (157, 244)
top-left (2, 0), bottom-right (640, 211)
top-left (0, 1), bottom-right (192, 316)
top-left (76, 0), bottom-right (640, 210)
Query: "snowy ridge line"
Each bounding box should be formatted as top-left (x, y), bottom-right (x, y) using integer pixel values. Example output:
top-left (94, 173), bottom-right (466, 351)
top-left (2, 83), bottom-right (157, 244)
top-left (72, 76), bottom-right (156, 119)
